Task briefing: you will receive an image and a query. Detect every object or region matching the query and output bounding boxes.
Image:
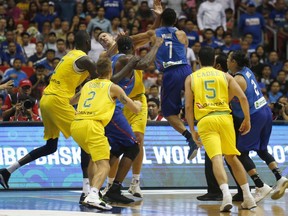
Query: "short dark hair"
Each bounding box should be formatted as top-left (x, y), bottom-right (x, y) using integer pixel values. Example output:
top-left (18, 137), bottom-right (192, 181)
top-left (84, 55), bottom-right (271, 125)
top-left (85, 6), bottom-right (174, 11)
top-left (199, 46), bottom-right (215, 66)
top-left (117, 36), bottom-right (133, 53)
top-left (96, 57), bottom-right (112, 77)
top-left (215, 53), bottom-right (228, 72)
top-left (36, 41), bottom-right (44, 46)
top-left (148, 98), bottom-right (160, 108)
top-left (230, 50), bottom-right (250, 68)
top-left (46, 49), bottom-right (56, 54)
top-left (48, 32), bottom-right (56, 37)
top-left (56, 38), bottom-right (65, 43)
top-left (75, 30), bottom-right (90, 49)
top-left (161, 8), bottom-right (177, 26)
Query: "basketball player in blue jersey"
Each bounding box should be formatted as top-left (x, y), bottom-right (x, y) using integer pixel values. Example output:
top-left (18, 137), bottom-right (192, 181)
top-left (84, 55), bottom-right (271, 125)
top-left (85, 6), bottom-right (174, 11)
top-left (227, 50), bottom-right (288, 203)
top-left (101, 36), bottom-right (163, 204)
top-left (155, 8), bottom-right (198, 160)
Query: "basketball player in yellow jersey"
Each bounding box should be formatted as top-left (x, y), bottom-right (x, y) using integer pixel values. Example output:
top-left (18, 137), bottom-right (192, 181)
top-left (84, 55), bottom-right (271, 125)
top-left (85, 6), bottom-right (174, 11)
top-left (70, 58), bottom-right (142, 210)
top-left (0, 31), bottom-right (99, 197)
top-left (185, 47), bottom-right (257, 212)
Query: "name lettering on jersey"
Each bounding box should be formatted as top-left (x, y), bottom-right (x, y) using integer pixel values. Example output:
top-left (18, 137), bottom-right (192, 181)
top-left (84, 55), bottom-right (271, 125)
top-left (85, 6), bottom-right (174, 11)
top-left (161, 33), bottom-right (172, 39)
top-left (76, 111), bottom-right (94, 115)
top-left (88, 82), bottom-right (105, 88)
top-left (196, 101), bottom-right (225, 109)
top-left (197, 70), bottom-right (220, 77)
top-left (50, 78), bottom-right (60, 85)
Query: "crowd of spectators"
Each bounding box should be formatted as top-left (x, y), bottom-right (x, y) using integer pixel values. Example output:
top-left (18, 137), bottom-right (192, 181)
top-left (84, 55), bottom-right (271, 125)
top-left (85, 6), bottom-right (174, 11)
top-left (0, 0), bottom-right (287, 122)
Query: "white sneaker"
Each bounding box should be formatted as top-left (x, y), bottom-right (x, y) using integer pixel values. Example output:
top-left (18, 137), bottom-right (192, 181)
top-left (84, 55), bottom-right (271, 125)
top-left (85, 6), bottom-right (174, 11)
top-left (100, 183), bottom-right (111, 197)
top-left (128, 180), bottom-right (143, 198)
top-left (254, 183), bottom-right (272, 203)
top-left (83, 193), bottom-right (112, 210)
top-left (271, 177), bottom-right (288, 200)
top-left (220, 195), bottom-right (232, 212)
top-left (241, 196), bottom-right (257, 210)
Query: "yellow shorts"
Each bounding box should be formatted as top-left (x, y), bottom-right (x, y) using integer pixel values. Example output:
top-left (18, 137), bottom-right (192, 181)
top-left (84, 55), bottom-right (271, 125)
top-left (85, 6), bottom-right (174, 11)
top-left (197, 114), bottom-right (240, 159)
top-left (40, 94), bottom-right (75, 140)
top-left (123, 94), bottom-right (147, 134)
top-left (70, 120), bottom-right (110, 162)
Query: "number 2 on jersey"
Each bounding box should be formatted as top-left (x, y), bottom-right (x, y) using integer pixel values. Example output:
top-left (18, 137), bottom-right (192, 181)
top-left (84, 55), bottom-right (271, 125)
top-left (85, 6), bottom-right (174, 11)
top-left (83, 91), bottom-right (96, 107)
top-left (165, 41), bottom-right (172, 59)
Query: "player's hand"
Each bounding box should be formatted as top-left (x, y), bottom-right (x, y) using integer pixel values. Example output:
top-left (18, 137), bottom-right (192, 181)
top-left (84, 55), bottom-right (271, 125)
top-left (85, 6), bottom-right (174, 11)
top-left (1, 80), bottom-right (14, 89)
top-left (115, 31), bottom-right (127, 41)
top-left (192, 131), bottom-right (202, 148)
top-left (239, 118), bottom-right (251, 135)
top-left (128, 55), bottom-right (141, 66)
top-left (151, 0), bottom-right (162, 16)
top-left (154, 37), bottom-right (164, 47)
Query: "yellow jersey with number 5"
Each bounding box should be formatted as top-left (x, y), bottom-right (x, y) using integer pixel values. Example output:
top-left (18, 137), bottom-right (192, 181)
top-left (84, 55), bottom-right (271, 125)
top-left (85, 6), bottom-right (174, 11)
top-left (44, 50), bottom-right (89, 98)
top-left (75, 79), bottom-right (115, 126)
top-left (191, 67), bottom-right (231, 120)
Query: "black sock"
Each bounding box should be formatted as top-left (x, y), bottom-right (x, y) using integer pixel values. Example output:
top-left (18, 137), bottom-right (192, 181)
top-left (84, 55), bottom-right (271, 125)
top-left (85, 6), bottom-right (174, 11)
top-left (251, 174), bottom-right (264, 188)
top-left (182, 130), bottom-right (192, 140)
top-left (272, 168), bottom-right (282, 181)
top-left (113, 180), bottom-right (121, 185)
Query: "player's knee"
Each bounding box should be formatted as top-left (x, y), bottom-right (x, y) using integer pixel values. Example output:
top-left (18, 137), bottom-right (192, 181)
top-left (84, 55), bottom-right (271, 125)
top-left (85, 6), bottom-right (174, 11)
top-left (46, 138), bottom-right (58, 154)
top-left (123, 144), bottom-right (139, 161)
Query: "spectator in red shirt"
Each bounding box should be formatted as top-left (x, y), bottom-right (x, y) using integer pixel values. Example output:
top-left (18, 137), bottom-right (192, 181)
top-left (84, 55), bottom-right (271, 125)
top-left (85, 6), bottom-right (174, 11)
top-left (9, 93), bottom-right (40, 121)
top-left (2, 79), bottom-right (39, 121)
top-left (148, 98), bottom-right (166, 121)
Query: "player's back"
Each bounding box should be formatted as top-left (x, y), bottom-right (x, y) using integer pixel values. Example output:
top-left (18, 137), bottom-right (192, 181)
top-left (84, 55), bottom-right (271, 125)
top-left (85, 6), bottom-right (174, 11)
top-left (155, 27), bottom-right (188, 71)
top-left (44, 50), bottom-right (89, 99)
top-left (231, 66), bottom-right (267, 118)
top-left (75, 78), bottom-right (115, 126)
top-left (192, 67), bottom-right (231, 120)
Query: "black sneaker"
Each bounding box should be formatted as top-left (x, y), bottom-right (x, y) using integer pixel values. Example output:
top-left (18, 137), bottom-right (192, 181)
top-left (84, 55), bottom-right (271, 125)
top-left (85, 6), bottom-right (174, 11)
top-left (232, 193), bottom-right (244, 202)
top-left (103, 183), bottom-right (134, 204)
top-left (0, 168), bottom-right (10, 189)
top-left (197, 193), bottom-right (223, 201)
top-left (187, 137), bottom-right (198, 160)
top-left (79, 193), bottom-right (87, 205)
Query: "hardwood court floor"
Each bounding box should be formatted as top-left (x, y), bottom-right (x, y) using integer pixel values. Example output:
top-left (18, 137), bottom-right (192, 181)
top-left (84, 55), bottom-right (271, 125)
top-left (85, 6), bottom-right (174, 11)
top-left (0, 189), bottom-right (287, 216)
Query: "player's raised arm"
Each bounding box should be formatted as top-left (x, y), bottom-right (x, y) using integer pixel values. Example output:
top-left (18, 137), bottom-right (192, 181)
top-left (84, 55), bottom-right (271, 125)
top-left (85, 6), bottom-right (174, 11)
top-left (110, 84), bottom-right (142, 114)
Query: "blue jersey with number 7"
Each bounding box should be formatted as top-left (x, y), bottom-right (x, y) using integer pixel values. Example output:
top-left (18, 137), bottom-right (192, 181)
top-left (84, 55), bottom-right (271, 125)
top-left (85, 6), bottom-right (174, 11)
top-left (155, 27), bottom-right (188, 72)
top-left (231, 67), bottom-right (267, 118)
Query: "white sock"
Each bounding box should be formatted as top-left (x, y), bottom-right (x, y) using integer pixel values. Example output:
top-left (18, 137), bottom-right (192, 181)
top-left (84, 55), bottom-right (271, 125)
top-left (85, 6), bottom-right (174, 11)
top-left (132, 174), bottom-right (140, 183)
top-left (240, 183), bottom-right (251, 198)
top-left (220, 183), bottom-right (230, 198)
top-left (83, 178), bottom-right (90, 195)
top-left (90, 187), bottom-right (99, 197)
top-left (108, 177), bottom-right (114, 185)
top-left (7, 162), bottom-right (20, 173)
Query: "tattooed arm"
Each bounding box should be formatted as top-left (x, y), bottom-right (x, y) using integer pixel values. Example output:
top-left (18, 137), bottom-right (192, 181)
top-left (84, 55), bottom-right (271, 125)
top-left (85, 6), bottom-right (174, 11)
top-left (110, 83), bottom-right (142, 113)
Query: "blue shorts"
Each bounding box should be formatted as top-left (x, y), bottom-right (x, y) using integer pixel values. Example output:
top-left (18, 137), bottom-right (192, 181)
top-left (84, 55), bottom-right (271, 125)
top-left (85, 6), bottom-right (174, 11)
top-left (105, 107), bottom-right (137, 157)
top-left (161, 64), bottom-right (192, 117)
top-left (236, 105), bottom-right (272, 152)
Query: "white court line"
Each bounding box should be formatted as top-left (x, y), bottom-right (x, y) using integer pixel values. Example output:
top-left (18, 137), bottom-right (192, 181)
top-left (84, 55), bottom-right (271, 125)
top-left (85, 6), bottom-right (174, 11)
top-left (71, 189), bottom-right (239, 195)
top-left (0, 210), bottom-right (110, 216)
